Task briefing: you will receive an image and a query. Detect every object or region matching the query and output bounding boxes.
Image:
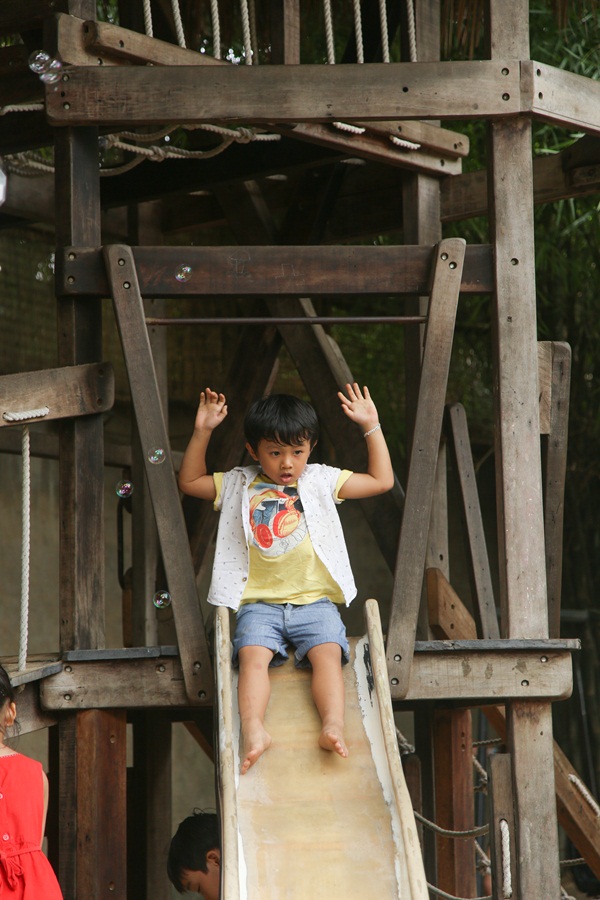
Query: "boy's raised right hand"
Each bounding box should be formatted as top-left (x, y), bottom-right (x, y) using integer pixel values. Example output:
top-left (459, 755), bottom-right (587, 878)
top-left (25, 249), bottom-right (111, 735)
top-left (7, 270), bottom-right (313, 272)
top-left (194, 388), bottom-right (228, 433)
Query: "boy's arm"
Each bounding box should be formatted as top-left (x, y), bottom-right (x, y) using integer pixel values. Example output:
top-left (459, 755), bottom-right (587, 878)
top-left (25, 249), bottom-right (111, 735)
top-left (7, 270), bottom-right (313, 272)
top-left (177, 388), bottom-right (228, 500)
top-left (336, 383), bottom-right (395, 499)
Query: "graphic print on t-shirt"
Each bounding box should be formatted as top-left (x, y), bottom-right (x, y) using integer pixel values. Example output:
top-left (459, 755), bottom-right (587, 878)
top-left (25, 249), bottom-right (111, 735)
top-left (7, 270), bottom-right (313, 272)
top-left (248, 480), bottom-right (307, 556)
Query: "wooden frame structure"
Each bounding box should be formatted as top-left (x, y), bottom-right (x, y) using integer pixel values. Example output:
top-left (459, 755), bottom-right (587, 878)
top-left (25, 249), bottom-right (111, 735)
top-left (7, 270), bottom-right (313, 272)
top-left (1, 1), bottom-right (599, 897)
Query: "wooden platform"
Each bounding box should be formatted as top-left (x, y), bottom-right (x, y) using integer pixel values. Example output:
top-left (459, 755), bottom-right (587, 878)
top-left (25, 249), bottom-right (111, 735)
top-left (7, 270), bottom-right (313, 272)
top-left (216, 600), bottom-right (427, 899)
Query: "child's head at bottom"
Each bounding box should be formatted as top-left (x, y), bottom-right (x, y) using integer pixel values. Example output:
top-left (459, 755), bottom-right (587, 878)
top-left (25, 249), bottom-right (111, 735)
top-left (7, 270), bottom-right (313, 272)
top-left (244, 394), bottom-right (319, 453)
top-left (0, 665), bottom-right (16, 741)
top-left (167, 810), bottom-right (220, 895)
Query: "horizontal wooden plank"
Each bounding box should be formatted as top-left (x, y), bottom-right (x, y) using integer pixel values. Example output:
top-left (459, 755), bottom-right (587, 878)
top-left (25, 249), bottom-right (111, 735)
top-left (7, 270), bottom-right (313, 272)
top-left (524, 60), bottom-right (600, 137)
top-left (63, 645), bottom-right (178, 661)
top-left (405, 648), bottom-right (573, 702)
top-left (0, 363), bottom-right (114, 427)
top-left (2, 654), bottom-right (63, 686)
top-left (39, 645), bottom-right (573, 710)
top-left (46, 61), bottom-right (522, 126)
top-left (414, 639), bottom-right (580, 652)
top-left (58, 244), bottom-right (494, 296)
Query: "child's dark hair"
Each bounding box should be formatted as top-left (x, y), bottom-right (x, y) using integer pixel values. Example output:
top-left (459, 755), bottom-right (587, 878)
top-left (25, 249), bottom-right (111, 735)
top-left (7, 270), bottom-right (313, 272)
top-left (167, 810), bottom-right (220, 893)
top-left (244, 394), bottom-right (319, 452)
top-left (0, 665), bottom-right (16, 739)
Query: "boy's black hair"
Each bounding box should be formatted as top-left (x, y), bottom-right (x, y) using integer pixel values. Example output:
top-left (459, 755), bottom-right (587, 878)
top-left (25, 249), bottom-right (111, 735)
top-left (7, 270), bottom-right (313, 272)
top-left (167, 811), bottom-right (220, 893)
top-left (244, 394), bottom-right (319, 452)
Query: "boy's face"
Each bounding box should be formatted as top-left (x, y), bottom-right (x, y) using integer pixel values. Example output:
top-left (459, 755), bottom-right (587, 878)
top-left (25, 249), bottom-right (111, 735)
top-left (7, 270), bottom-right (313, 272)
top-left (181, 849), bottom-right (220, 898)
top-left (246, 437), bottom-right (313, 486)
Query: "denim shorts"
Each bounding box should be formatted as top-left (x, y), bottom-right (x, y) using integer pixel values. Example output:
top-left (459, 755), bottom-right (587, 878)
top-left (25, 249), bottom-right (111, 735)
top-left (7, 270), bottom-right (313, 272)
top-left (232, 598), bottom-right (350, 669)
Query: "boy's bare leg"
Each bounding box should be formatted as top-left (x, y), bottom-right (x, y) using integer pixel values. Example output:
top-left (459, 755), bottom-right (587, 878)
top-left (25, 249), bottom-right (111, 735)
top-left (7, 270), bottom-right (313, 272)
top-left (237, 645), bottom-right (274, 774)
top-left (307, 643), bottom-right (348, 758)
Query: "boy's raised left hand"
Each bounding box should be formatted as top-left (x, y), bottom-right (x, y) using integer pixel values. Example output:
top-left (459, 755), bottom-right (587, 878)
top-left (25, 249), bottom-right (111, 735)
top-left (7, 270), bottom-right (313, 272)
top-left (337, 383), bottom-right (379, 433)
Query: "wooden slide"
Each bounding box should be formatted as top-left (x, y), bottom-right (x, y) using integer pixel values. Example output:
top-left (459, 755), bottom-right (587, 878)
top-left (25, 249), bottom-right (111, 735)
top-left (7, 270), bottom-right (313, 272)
top-left (215, 599), bottom-right (428, 899)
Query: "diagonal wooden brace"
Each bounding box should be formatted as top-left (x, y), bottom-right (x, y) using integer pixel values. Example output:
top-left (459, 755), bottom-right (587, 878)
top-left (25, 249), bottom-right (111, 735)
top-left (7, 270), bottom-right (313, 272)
top-left (103, 244), bottom-right (213, 703)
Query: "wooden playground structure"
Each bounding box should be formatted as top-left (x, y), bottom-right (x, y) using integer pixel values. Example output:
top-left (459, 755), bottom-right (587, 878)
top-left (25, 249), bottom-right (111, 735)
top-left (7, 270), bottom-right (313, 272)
top-left (1, 0), bottom-right (600, 897)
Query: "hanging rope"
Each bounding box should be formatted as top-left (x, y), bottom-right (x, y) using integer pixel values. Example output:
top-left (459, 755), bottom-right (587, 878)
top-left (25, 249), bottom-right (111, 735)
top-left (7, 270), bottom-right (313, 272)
top-left (405, 0), bottom-right (417, 62)
top-left (352, 0), bottom-right (364, 63)
top-left (500, 818), bottom-right (512, 898)
top-left (378, 0), bottom-right (390, 62)
top-left (249, 0), bottom-right (259, 64)
top-left (568, 773), bottom-right (600, 816)
top-left (239, 0), bottom-right (253, 64)
top-left (210, 0), bottom-right (221, 58)
top-left (413, 809), bottom-right (489, 839)
top-left (143, 0), bottom-right (153, 37)
top-left (170, 0), bottom-right (187, 47)
top-left (19, 426), bottom-right (31, 674)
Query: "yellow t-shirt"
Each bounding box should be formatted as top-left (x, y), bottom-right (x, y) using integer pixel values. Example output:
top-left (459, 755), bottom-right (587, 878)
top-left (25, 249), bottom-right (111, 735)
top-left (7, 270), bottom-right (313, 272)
top-left (213, 470), bottom-right (352, 605)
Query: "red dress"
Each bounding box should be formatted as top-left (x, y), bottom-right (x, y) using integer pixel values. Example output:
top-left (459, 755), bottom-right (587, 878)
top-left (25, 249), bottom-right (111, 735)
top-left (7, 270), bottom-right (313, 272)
top-left (0, 753), bottom-right (63, 898)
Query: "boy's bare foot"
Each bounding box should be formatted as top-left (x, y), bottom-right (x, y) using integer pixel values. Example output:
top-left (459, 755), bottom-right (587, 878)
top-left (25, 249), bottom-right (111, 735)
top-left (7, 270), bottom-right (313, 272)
top-left (240, 722), bottom-right (272, 774)
top-left (319, 725), bottom-right (348, 758)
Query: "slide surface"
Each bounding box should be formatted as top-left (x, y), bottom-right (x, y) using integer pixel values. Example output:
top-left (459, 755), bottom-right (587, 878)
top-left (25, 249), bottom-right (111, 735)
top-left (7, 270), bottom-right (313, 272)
top-left (216, 599), bottom-right (428, 899)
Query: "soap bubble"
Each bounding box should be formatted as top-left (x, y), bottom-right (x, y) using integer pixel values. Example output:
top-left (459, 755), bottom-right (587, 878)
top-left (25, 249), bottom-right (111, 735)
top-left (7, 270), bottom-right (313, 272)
top-left (40, 58), bottom-right (63, 84)
top-left (116, 479), bottom-right (134, 498)
top-left (28, 51), bottom-right (52, 74)
top-left (175, 265), bottom-right (192, 283)
top-left (153, 590), bottom-right (171, 609)
top-left (147, 447), bottom-right (166, 465)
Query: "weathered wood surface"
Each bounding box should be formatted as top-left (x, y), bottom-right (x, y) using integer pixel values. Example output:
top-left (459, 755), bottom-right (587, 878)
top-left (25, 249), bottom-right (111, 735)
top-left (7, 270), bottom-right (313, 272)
top-left (444, 404), bottom-right (499, 638)
top-left (541, 342), bottom-right (571, 638)
top-left (488, 753), bottom-right (517, 900)
top-left (39, 640), bottom-right (573, 709)
top-left (385, 239), bottom-right (465, 694)
top-left (2, 653), bottom-right (63, 685)
top-left (427, 567), bottom-right (478, 640)
top-left (105, 244), bottom-right (213, 702)
top-left (76, 709), bottom-right (127, 899)
top-left (431, 575), bottom-right (600, 880)
top-left (524, 60), bottom-right (600, 136)
top-left (5, 679), bottom-right (57, 734)
top-left (0, 363), bottom-right (114, 426)
top-left (57, 243), bottom-right (494, 296)
top-left (433, 708), bottom-right (476, 897)
top-left (46, 61), bottom-right (522, 126)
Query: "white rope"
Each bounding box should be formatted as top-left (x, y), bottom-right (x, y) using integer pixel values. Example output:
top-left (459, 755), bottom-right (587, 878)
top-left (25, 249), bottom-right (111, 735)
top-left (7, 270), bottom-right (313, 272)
top-left (500, 818), bottom-right (512, 898)
top-left (3, 406), bottom-right (50, 422)
top-left (413, 809), bottom-right (489, 839)
top-left (18, 426), bottom-right (31, 673)
top-left (239, 0), bottom-right (253, 64)
top-left (390, 134), bottom-right (421, 151)
top-left (378, 0), bottom-right (390, 62)
top-left (332, 121), bottom-right (365, 135)
top-left (352, 0), bottom-right (364, 63)
top-left (170, 0), bottom-right (187, 47)
top-left (405, 0), bottom-right (417, 62)
top-left (249, 0), bottom-right (259, 64)
top-left (568, 773), bottom-right (600, 816)
top-left (210, 0), bottom-right (221, 58)
top-left (323, 0), bottom-right (336, 64)
top-left (475, 841), bottom-right (492, 874)
top-left (0, 103), bottom-right (44, 116)
top-left (143, 0), bottom-right (153, 37)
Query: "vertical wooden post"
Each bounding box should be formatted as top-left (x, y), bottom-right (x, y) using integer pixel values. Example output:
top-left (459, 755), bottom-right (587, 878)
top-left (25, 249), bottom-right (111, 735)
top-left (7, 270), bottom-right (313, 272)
top-left (76, 710), bottom-right (127, 898)
top-left (487, 1), bottom-right (560, 895)
top-left (488, 753), bottom-right (517, 900)
top-left (433, 709), bottom-right (476, 897)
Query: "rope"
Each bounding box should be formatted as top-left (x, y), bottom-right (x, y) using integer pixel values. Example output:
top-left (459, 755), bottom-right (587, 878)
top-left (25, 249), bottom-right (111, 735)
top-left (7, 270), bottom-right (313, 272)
top-left (143, 0), bottom-right (153, 37)
top-left (427, 885), bottom-right (491, 900)
top-left (568, 773), bottom-right (600, 816)
top-left (3, 406), bottom-right (50, 422)
top-left (472, 754), bottom-right (488, 790)
top-left (500, 818), bottom-right (512, 898)
top-left (475, 841), bottom-right (491, 874)
top-left (413, 810), bottom-right (489, 839)
top-left (390, 135), bottom-right (421, 151)
top-left (210, 0), bottom-right (221, 58)
top-left (323, 0), bottom-right (336, 65)
top-left (378, 0), bottom-right (390, 62)
top-left (240, 0), bottom-right (253, 64)
top-left (170, 0), bottom-right (187, 47)
top-left (18, 426), bottom-right (31, 673)
top-left (405, 0), bottom-right (417, 61)
top-left (0, 103), bottom-right (45, 116)
top-left (353, 0), bottom-right (364, 63)
top-left (396, 727), bottom-right (415, 755)
top-left (332, 121), bottom-right (365, 135)
top-left (249, 0), bottom-right (259, 64)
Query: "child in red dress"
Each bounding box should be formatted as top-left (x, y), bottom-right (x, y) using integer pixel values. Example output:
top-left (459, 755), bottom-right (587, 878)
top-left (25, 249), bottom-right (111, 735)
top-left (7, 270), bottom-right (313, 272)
top-left (0, 665), bottom-right (63, 899)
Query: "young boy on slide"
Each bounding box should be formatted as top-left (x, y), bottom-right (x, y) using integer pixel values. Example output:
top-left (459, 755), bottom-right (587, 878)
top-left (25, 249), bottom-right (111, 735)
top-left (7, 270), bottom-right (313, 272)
top-left (178, 384), bottom-right (394, 774)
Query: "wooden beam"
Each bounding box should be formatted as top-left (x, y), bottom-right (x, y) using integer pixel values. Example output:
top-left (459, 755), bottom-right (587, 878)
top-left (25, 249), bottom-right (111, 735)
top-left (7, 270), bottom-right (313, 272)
top-left (104, 244), bottom-right (212, 702)
top-left (427, 567), bottom-right (477, 640)
top-left (57, 244), bottom-right (494, 296)
top-left (524, 60), bottom-right (600, 136)
top-left (39, 641), bottom-right (574, 709)
top-left (0, 363), bottom-right (114, 427)
top-left (45, 61), bottom-right (522, 126)
top-left (488, 753), bottom-right (518, 899)
top-left (385, 239), bottom-right (465, 694)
